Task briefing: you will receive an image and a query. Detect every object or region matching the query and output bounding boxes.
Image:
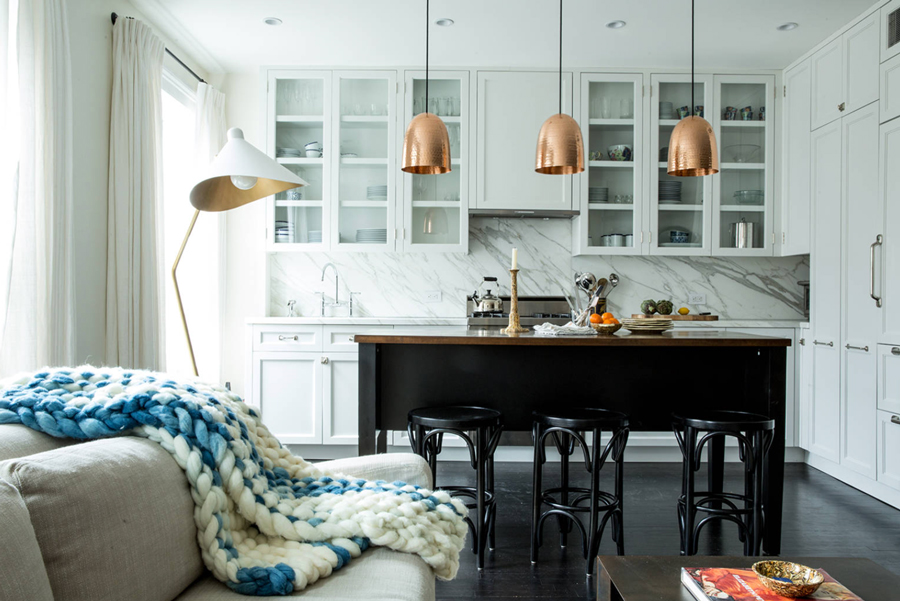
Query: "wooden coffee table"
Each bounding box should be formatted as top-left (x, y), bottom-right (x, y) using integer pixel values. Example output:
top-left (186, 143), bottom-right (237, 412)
top-left (597, 555), bottom-right (900, 600)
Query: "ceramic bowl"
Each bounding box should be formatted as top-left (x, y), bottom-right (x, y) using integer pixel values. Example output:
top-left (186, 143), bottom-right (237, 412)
top-left (607, 144), bottom-right (633, 161)
top-left (306, 150), bottom-right (322, 158)
top-left (752, 561), bottom-right (824, 598)
top-left (590, 322), bottom-right (622, 336)
top-left (670, 230), bottom-right (690, 244)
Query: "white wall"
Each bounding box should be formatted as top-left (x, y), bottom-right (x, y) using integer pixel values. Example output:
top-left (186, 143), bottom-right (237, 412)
top-left (66, 0), bottom-right (209, 366)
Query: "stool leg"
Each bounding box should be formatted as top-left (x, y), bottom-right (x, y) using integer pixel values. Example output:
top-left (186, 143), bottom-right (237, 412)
top-left (487, 427), bottom-right (497, 552)
top-left (476, 426), bottom-right (487, 570)
top-left (682, 427), bottom-right (697, 556)
top-left (751, 431), bottom-right (765, 556)
top-left (558, 431), bottom-right (572, 548)
top-left (531, 422), bottom-right (543, 564)
top-left (614, 429), bottom-right (626, 556)
top-left (586, 428), bottom-right (602, 575)
top-left (708, 434), bottom-right (725, 511)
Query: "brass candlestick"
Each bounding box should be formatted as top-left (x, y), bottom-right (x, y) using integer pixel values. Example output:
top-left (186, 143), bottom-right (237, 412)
top-left (503, 269), bottom-right (528, 334)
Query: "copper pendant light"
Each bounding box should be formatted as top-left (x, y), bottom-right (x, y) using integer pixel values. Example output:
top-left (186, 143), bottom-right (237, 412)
top-left (667, 0), bottom-right (718, 177)
top-left (536, 0), bottom-right (584, 175)
top-left (401, 0), bottom-right (451, 174)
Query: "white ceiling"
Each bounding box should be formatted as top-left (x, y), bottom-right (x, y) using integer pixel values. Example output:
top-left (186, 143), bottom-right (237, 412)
top-left (133, 0), bottom-right (878, 74)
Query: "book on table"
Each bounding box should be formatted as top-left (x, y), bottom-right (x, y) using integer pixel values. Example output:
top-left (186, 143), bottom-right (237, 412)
top-left (680, 567), bottom-right (863, 601)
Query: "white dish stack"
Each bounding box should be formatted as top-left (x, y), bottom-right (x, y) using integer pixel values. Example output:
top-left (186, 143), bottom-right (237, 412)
top-left (589, 187), bottom-right (609, 204)
top-left (355, 228), bottom-right (387, 244)
top-left (274, 220), bottom-right (294, 243)
top-left (659, 180), bottom-right (683, 204)
top-left (276, 147), bottom-right (302, 158)
top-left (307, 230), bottom-right (322, 244)
top-left (659, 102), bottom-right (676, 119)
top-left (366, 185), bottom-right (388, 201)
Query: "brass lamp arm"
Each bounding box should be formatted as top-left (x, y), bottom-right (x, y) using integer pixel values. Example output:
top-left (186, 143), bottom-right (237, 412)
top-left (172, 209), bottom-right (200, 377)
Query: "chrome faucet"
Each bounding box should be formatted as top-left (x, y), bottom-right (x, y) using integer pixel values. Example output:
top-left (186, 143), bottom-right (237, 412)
top-left (321, 263), bottom-right (340, 316)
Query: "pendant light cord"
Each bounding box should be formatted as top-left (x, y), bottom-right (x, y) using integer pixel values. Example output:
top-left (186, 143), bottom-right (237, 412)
top-left (558, 0), bottom-right (563, 114)
top-left (691, 0), bottom-right (695, 114)
top-left (426, 0), bottom-right (430, 108)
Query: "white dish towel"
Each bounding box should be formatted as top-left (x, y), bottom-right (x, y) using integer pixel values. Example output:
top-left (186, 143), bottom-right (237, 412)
top-left (533, 322), bottom-right (597, 336)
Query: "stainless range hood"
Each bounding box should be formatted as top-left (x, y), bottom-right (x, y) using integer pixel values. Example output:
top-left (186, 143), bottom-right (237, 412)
top-left (468, 208), bottom-right (579, 219)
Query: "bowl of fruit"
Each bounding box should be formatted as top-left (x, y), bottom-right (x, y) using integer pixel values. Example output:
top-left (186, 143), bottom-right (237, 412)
top-left (590, 312), bottom-right (621, 335)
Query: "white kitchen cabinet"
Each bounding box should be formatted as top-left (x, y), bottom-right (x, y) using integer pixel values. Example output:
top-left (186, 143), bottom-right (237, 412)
top-left (252, 351), bottom-right (323, 444)
top-left (809, 120), bottom-right (843, 463)
top-left (878, 344), bottom-right (900, 414)
top-left (811, 13), bottom-right (880, 131)
top-left (475, 71), bottom-right (573, 212)
top-left (882, 118), bottom-right (900, 343)
top-left (880, 54), bottom-right (900, 123)
top-left (798, 330), bottom-right (812, 451)
top-left (322, 353), bottom-right (359, 445)
top-left (576, 72), bottom-right (644, 255)
top-left (400, 70), bottom-right (469, 252)
top-left (840, 102), bottom-right (881, 478)
top-left (876, 410), bottom-right (900, 491)
top-left (781, 60), bottom-right (812, 256)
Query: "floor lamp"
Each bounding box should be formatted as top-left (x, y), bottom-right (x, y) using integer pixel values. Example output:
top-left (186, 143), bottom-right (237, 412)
top-left (175, 127), bottom-right (307, 376)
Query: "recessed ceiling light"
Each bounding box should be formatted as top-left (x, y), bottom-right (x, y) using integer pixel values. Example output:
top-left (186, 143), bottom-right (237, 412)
top-left (777, 22), bottom-right (799, 31)
top-left (606, 20), bottom-right (627, 29)
top-left (435, 18), bottom-right (454, 27)
top-left (263, 17), bottom-right (283, 26)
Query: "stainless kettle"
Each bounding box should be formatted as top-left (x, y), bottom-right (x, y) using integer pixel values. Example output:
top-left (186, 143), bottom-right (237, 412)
top-left (472, 277), bottom-right (504, 312)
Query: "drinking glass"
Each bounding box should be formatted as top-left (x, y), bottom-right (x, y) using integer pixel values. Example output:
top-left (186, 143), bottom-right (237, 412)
top-left (354, 103), bottom-right (364, 115)
top-left (451, 97), bottom-right (460, 116)
top-left (428, 98), bottom-right (438, 115)
top-left (600, 98), bottom-right (612, 119)
top-left (620, 98), bottom-right (634, 119)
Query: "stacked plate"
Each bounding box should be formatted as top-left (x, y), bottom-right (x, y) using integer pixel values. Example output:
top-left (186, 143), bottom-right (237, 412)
top-left (367, 185), bottom-right (388, 201)
top-left (276, 147), bottom-right (302, 158)
top-left (621, 318), bottom-right (675, 335)
top-left (274, 220), bottom-right (294, 243)
top-left (659, 180), bottom-right (682, 203)
top-left (356, 228), bottom-right (387, 244)
top-left (660, 101), bottom-right (676, 119)
top-left (307, 230), bottom-right (322, 244)
top-left (589, 187), bottom-right (609, 204)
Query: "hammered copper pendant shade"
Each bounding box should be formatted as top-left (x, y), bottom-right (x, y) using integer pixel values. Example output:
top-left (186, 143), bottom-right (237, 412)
top-left (667, 116), bottom-right (719, 176)
top-left (535, 113), bottom-right (585, 175)
top-left (402, 113), bottom-right (451, 174)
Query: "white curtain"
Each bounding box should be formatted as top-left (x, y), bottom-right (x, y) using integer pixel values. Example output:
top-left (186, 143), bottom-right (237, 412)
top-left (106, 18), bottom-right (165, 371)
top-left (0, 0), bottom-right (75, 375)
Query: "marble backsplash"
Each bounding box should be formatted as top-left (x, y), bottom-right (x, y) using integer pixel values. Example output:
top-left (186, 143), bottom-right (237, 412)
top-left (269, 219), bottom-right (809, 320)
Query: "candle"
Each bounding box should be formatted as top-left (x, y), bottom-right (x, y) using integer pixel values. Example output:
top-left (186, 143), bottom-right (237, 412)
top-left (511, 248), bottom-right (518, 270)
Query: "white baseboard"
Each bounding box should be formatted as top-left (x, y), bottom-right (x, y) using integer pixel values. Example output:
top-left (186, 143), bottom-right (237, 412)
top-left (805, 452), bottom-right (900, 510)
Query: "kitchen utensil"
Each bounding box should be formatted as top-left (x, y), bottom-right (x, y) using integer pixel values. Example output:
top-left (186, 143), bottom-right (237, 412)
top-left (752, 561), bottom-right (824, 598)
top-left (595, 278), bottom-right (609, 299)
top-left (608, 273), bottom-right (619, 291)
top-left (472, 276), bottom-right (504, 312)
top-left (574, 272), bottom-right (597, 297)
top-left (609, 234), bottom-right (625, 247)
top-left (624, 234), bottom-right (633, 246)
top-left (608, 144), bottom-right (633, 161)
top-left (722, 144), bottom-right (761, 163)
top-left (730, 218), bottom-right (755, 248)
top-left (733, 189), bottom-right (764, 204)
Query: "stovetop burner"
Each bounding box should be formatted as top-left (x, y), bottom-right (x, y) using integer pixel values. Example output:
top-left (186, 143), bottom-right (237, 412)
top-left (466, 296), bottom-right (572, 328)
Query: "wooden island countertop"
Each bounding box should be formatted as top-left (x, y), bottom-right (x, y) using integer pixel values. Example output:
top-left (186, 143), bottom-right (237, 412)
top-left (353, 328), bottom-right (792, 348)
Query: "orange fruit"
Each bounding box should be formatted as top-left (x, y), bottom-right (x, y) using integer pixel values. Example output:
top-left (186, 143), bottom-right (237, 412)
top-left (589, 313), bottom-right (602, 324)
top-left (609, 317), bottom-right (620, 325)
top-left (601, 312), bottom-right (614, 320)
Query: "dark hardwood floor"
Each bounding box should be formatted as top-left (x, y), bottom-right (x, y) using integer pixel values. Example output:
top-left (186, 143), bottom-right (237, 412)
top-left (433, 461), bottom-right (900, 600)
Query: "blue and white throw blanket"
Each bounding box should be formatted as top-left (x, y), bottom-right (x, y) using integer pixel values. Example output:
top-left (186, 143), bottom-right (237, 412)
top-left (0, 366), bottom-right (468, 595)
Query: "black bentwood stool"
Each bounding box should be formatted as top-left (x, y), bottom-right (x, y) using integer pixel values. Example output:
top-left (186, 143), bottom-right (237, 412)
top-left (673, 410), bottom-right (775, 556)
top-left (407, 406), bottom-right (503, 570)
top-left (531, 408), bottom-right (630, 575)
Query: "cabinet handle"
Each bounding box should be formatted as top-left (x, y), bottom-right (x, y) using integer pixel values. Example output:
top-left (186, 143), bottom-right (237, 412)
top-left (838, 102), bottom-right (846, 112)
top-left (892, 347), bottom-right (900, 356)
top-left (321, 357), bottom-right (329, 365)
top-left (799, 338), bottom-right (806, 346)
top-left (813, 340), bottom-right (834, 347)
top-left (892, 415), bottom-right (900, 425)
top-left (348, 336), bottom-right (355, 342)
top-left (278, 335), bottom-right (299, 341)
top-left (845, 344), bottom-right (869, 352)
top-left (870, 235), bottom-right (883, 308)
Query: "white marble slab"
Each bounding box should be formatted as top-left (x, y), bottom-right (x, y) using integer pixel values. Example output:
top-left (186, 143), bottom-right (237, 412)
top-left (248, 317), bottom-right (467, 326)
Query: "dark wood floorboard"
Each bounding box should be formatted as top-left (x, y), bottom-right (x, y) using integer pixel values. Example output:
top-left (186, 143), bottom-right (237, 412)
top-left (433, 461), bottom-right (900, 600)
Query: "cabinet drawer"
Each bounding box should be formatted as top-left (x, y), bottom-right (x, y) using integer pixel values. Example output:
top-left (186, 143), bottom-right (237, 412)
top-left (881, 54), bottom-right (900, 123)
top-left (252, 325), bottom-right (321, 351)
top-left (877, 344), bottom-right (900, 413)
top-left (877, 409), bottom-right (900, 491)
top-left (323, 325), bottom-right (393, 351)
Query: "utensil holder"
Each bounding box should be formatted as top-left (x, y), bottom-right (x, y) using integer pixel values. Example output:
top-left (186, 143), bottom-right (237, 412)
top-left (503, 269), bottom-right (528, 334)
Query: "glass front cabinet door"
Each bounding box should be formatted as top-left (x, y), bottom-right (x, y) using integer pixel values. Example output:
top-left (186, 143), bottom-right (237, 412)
top-left (266, 70), bottom-right (332, 250)
top-left (400, 70), bottom-right (469, 252)
top-left (576, 73), bottom-right (644, 255)
top-left (712, 74), bottom-right (775, 256)
top-left (649, 73), bottom-right (714, 256)
top-left (330, 71), bottom-right (398, 251)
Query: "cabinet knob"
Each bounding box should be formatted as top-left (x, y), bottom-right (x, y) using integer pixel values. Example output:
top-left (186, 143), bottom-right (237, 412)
top-left (349, 336), bottom-right (355, 342)
top-left (278, 335), bottom-right (299, 342)
top-left (838, 102), bottom-right (846, 111)
top-left (893, 347), bottom-right (900, 356)
top-left (321, 357), bottom-right (329, 364)
top-left (799, 338), bottom-right (806, 346)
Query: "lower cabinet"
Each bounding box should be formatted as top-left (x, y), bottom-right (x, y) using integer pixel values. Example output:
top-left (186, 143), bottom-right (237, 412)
top-left (253, 351), bottom-right (323, 444)
top-left (321, 353), bottom-right (360, 445)
top-left (876, 410), bottom-right (900, 491)
top-left (797, 329), bottom-right (811, 451)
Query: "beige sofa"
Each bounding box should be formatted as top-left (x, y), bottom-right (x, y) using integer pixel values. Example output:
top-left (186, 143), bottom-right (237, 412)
top-left (0, 424), bottom-right (436, 601)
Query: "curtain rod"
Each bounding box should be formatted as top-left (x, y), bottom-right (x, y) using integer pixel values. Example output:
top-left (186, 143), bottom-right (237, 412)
top-left (110, 12), bottom-right (207, 84)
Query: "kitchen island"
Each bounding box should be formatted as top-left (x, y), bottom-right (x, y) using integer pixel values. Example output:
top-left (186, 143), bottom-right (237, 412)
top-left (355, 328), bottom-right (790, 554)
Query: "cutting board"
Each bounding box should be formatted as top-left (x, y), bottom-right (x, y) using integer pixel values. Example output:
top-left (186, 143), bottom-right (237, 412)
top-left (630, 314), bottom-right (719, 321)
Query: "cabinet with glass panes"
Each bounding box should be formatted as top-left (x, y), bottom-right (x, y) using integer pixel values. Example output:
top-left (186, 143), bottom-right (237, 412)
top-left (712, 75), bottom-right (775, 256)
top-left (576, 73), bottom-right (644, 255)
top-left (648, 73), bottom-right (714, 255)
top-left (266, 71), bottom-right (331, 249)
top-left (401, 71), bottom-right (468, 252)
top-left (331, 71), bottom-right (397, 251)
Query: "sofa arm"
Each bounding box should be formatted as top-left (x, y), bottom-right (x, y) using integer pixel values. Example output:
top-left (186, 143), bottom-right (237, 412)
top-left (315, 453), bottom-right (432, 489)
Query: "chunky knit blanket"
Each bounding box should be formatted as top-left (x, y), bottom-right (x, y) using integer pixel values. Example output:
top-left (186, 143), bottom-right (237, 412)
top-left (0, 367), bottom-right (468, 595)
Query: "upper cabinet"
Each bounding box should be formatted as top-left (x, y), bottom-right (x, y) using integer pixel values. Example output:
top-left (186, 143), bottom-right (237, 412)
top-left (576, 73), bottom-right (644, 255)
top-left (782, 60), bottom-right (812, 256)
top-left (475, 71), bottom-right (573, 212)
top-left (400, 70), bottom-right (469, 253)
top-left (811, 12), bottom-right (880, 130)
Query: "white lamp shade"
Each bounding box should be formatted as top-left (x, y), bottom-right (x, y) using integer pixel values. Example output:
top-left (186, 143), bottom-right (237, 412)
top-left (189, 128), bottom-right (307, 212)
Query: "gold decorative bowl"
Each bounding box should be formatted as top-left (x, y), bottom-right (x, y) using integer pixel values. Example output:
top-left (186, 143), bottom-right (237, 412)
top-left (752, 561), bottom-right (824, 598)
top-left (590, 322), bottom-right (622, 336)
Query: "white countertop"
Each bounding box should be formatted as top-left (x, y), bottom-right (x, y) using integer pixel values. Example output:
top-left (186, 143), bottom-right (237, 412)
top-left (248, 316), bottom-right (807, 328)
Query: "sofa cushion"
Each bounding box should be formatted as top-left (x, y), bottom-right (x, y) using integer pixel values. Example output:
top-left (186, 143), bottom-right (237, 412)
top-left (0, 423), bottom-right (79, 461)
top-left (0, 436), bottom-right (204, 601)
top-left (315, 452), bottom-right (433, 489)
top-left (0, 478), bottom-right (55, 601)
top-left (174, 548), bottom-right (435, 601)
